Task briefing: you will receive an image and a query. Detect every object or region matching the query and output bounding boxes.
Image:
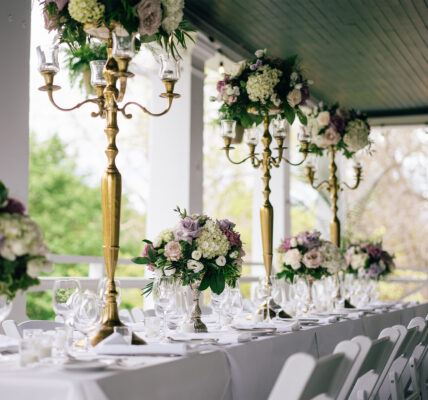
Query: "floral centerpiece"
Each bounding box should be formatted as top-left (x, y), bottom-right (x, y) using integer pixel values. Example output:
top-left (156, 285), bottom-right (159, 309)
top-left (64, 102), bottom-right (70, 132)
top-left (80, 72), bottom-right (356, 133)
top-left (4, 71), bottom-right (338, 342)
top-left (0, 181), bottom-right (53, 301)
top-left (276, 230), bottom-right (346, 282)
top-left (344, 242), bottom-right (395, 279)
top-left (132, 207), bottom-right (244, 332)
top-left (305, 102), bottom-right (371, 158)
top-left (211, 49), bottom-right (312, 128)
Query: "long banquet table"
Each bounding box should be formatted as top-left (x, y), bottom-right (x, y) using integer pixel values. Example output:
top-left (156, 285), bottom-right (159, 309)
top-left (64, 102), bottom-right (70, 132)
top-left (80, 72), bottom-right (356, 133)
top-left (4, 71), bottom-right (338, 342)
top-left (1, 303), bottom-right (427, 400)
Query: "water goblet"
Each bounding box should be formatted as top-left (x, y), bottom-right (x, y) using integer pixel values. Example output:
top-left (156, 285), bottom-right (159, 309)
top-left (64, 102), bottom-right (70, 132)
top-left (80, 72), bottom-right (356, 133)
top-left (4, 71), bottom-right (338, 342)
top-left (270, 276), bottom-right (283, 320)
top-left (153, 277), bottom-right (176, 339)
top-left (98, 277), bottom-right (122, 307)
top-left (210, 288), bottom-right (228, 328)
top-left (52, 279), bottom-right (81, 324)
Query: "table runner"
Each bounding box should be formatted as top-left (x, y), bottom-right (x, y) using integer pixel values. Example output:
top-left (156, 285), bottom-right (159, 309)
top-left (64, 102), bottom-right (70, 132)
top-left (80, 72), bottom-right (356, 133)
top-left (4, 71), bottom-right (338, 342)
top-left (0, 303), bottom-right (426, 400)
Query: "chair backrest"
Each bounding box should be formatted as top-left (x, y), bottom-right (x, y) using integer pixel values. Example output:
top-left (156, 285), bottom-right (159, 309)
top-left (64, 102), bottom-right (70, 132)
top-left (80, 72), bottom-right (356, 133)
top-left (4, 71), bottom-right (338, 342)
top-left (131, 307), bottom-right (145, 323)
top-left (269, 352), bottom-right (347, 400)
top-left (348, 336), bottom-right (392, 399)
top-left (2, 320), bottom-right (21, 339)
top-left (119, 309), bottom-right (134, 324)
top-left (335, 336), bottom-right (372, 400)
top-left (18, 320), bottom-right (64, 336)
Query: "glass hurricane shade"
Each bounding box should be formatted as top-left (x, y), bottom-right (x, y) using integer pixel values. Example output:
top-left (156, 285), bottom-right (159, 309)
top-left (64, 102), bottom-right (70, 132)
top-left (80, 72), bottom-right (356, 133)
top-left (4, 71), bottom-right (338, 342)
top-left (112, 32), bottom-right (136, 59)
top-left (298, 126), bottom-right (311, 143)
top-left (305, 154), bottom-right (317, 169)
top-left (90, 60), bottom-right (107, 87)
top-left (272, 118), bottom-right (289, 138)
top-left (159, 53), bottom-right (181, 81)
top-left (245, 126), bottom-right (259, 145)
top-left (221, 120), bottom-right (237, 139)
top-left (36, 45), bottom-right (59, 73)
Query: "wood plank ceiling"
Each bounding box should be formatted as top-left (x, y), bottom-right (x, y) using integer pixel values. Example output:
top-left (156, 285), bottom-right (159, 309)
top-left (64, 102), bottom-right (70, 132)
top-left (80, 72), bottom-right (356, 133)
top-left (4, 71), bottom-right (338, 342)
top-left (184, 0), bottom-right (428, 118)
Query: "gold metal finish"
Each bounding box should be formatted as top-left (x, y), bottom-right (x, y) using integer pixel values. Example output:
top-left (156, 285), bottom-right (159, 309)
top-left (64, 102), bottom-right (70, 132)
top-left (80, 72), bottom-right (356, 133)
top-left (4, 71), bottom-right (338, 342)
top-left (222, 113), bottom-right (309, 283)
top-left (39, 30), bottom-right (179, 346)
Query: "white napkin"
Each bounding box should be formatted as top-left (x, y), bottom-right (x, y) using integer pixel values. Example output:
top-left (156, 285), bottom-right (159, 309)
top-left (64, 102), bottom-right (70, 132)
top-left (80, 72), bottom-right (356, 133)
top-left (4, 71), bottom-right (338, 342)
top-left (233, 320), bottom-right (300, 333)
top-left (0, 335), bottom-right (19, 353)
top-left (127, 322), bottom-right (145, 332)
top-left (95, 333), bottom-right (188, 356)
top-left (346, 311), bottom-right (365, 320)
top-left (169, 332), bottom-right (237, 345)
top-left (316, 316), bottom-right (339, 324)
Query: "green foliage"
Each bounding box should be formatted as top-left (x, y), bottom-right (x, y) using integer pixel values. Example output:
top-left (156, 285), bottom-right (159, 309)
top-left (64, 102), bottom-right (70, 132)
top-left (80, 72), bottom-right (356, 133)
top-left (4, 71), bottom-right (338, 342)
top-left (0, 181), bottom-right (8, 206)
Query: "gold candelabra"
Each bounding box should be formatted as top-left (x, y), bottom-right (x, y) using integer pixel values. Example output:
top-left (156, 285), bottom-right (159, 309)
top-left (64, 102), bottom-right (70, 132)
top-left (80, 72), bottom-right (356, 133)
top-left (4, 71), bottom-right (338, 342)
top-left (304, 146), bottom-right (362, 247)
top-left (38, 32), bottom-right (180, 345)
top-left (221, 113), bottom-right (309, 284)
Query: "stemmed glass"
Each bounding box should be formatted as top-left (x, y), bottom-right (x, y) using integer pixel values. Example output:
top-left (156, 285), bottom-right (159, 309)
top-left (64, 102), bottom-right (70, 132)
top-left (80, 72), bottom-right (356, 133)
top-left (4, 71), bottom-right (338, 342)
top-left (153, 277), bottom-right (176, 339)
top-left (52, 279), bottom-right (81, 324)
top-left (97, 277), bottom-right (122, 307)
top-left (270, 276), bottom-right (283, 320)
top-left (221, 285), bottom-right (243, 325)
top-left (210, 288), bottom-right (228, 328)
top-left (72, 291), bottom-right (103, 352)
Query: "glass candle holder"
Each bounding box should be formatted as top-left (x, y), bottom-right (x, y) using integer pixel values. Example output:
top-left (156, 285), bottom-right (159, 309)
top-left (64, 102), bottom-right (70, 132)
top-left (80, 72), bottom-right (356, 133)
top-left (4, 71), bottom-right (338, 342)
top-left (272, 118), bottom-right (289, 138)
top-left (159, 53), bottom-right (181, 81)
top-left (244, 126), bottom-right (259, 145)
top-left (298, 126), bottom-right (311, 143)
top-left (90, 60), bottom-right (107, 87)
top-left (36, 45), bottom-right (59, 73)
top-left (112, 32), bottom-right (135, 59)
top-left (221, 120), bottom-right (236, 139)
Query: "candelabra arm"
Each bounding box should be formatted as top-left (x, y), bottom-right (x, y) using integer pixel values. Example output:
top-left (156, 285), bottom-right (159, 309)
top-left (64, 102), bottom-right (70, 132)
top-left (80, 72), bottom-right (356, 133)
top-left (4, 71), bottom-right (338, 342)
top-left (281, 150), bottom-right (309, 166)
top-left (46, 90), bottom-right (102, 116)
top-left (120, 97), bottom-right (174, 119)
top-left (305, 167), bottom-right (330, 191)
top-left (341, 167), bottom-right (362, 190)
top-left (223, 147), bottom-right (258, 165)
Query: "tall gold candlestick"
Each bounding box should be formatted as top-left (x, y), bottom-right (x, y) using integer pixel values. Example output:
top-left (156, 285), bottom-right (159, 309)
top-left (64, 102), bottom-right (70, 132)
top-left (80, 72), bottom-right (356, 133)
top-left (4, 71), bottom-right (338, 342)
top-left (38, 32), bottom-right (180, 345)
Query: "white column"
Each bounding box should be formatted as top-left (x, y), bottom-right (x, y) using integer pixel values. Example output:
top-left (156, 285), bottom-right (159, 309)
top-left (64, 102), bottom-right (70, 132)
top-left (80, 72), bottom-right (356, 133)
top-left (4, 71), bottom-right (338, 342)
top-left (146, 34), bottom-right (216, 239)
top-left (0, 1), bottom-right (31, 324)
top-left (0, 1), bottom-right (31, 206)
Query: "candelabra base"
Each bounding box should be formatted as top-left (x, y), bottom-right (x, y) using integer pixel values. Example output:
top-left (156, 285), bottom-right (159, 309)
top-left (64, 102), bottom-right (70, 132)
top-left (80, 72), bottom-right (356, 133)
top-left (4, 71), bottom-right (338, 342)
top-left (91, 320), bottom-right (146, 346)
top-left (256, 300), bottom-right (291, 319)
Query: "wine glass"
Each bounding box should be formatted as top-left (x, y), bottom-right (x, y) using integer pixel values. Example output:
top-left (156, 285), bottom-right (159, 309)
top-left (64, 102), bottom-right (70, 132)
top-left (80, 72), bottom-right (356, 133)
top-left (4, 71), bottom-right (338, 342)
top-left (270, 276), bottom-right (283, 320)
top-left (72, 291), bottom-right (103, 352)
top-left (221, 285), bottom-right (243, 325)
top-left (52, 279), bottom-right (81, 324)
top-left (153, 277), bottom-right (176, 339)
top-left (210, 288), bottom-right (228, 328)
top-left (97, 277), bottom-right (122, 307)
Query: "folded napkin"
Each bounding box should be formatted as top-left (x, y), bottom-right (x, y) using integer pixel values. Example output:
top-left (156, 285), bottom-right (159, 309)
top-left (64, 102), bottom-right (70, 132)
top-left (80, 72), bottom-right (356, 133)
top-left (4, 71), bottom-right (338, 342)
top-left (169, 332), bottom-right (237, 345)
top-left (315, 316), bottom-right (339, 324)
top-left (233, 320), bottom-right (300, 333)
top-left (127, 322), bottom-right (145, 332)
top-left (95, 333), bottom-right (188, 356)
top-left (0, 335), bottom-right (19, 353)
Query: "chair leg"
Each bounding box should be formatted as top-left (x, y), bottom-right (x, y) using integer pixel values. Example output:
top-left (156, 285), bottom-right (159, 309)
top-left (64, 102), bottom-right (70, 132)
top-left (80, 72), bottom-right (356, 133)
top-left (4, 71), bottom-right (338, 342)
top-left (357, 390), bottom-right (369, 400)
top-left (409, 357), bottom-right (421, 397)
top-left (390, 370), bottom-right (404, 400)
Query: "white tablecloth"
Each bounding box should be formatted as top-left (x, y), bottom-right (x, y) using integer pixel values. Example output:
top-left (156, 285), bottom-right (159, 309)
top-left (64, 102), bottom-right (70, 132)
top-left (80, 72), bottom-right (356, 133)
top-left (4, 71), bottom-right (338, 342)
top-left (1, 303), bottom-right (427, 400)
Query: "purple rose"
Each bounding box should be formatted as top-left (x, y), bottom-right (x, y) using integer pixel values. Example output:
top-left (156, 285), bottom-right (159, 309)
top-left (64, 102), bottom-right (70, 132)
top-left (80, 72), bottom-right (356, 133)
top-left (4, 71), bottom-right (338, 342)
top-left (300, 86), bottom-right (310, 104)
top-left (366, 244), bottom-right (383, 261)
top-left (174, 217), bottom-right (203, 244)
top-left (216, 219), bottom-right (236, 232)
top-left (298, 231), bottom-right (321, 250)
top-left (330, 114), bottom-right (345, 134)
top-left (2, 198), bottom-right (26, 215)
top-left (216, 76), bottom-right (230, 93)
top-left (224, 230), bottom-right (242, 247)
top-left (280, 237), bottom-right (292, 252)
top-left (368, 262), bottom-right (383, 278)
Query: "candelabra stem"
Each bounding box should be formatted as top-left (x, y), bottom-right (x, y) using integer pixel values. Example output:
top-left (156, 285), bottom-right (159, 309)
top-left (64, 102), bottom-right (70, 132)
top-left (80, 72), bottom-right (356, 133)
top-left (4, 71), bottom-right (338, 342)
top-left (329, 146), bottom-right (340, 247)
top-left (260, 114), bottom-right (274, 282)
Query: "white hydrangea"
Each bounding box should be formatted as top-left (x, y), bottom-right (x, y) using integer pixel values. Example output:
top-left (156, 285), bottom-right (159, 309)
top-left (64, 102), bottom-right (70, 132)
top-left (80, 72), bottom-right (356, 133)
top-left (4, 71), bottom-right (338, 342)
top-left (343, 119), bottom-right (370, 152)
top-left (283, 248), bottom-right (302, 271)
top-left (153, 229), bottom-right (174, 248)
top-left (160, 0), bottom-right (184, 32)
top-left (196, 220), bottom-right (230, 259)
top-left (68, 0), bottom-right (105, 24)
top-left (0, 214), bottom-right (45, 261)
top-left (27, 258), bottom-right (53, 278)
top-left (350, 252), bottom-right (369, 270)
top-left (246, 65), bottom-right (282, 104)
top-left (319, 241), bottom-right (346, 274)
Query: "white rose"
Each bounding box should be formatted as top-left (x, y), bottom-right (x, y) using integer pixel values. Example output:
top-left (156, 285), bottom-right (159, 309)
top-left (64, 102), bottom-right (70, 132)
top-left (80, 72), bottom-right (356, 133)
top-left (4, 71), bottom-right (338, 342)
top-left (0, 242), bottom-right (16, 261)
top-left (153, 236), bottom-right (162, 248)
top-left (297, 237), bottom-right (303, 245)
top-left (216, 256), bottom-right (226, 266)
top-left (290, 238), bottom-right (297, 247)
top-left (287, 88), bottom-right (302, 108)
top-left (10, 240), bottom-right (27, 257)
top-left (254, 49), bottom-right (265, 58)
top-left (231, 60), bottom-right (245, 78)
top-left (187, 259), bottom-right (204, 273)
top-left (27, 258), bottom-right (44, 278)
top-left (351, 253), bottom-right (369, 270)
top-left (230, 251), bottom-right (239, 259)
top-left (317, 111), bottom-right (330, 127)
top-left (283, 248), bottom-right (302, 271)
top-left (191, 250), bottom-right (202, 260)
top-left (226, 86), bottom-right (234, 95)
top-left (164, 266), bottom-right (176, 276)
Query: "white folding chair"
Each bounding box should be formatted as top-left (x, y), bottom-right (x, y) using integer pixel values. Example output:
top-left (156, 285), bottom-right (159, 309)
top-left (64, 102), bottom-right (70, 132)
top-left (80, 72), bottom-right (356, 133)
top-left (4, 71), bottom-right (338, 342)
top-left (349, 325), bottom-right (404, 400)
top-left (2, 320), bottom-right (64, 339)
top-left (414, 315), bottom-right (428, 400)
top-left (131, 307), bottom-right (145, 323)
top-left (269, 351), bottom-right (352, 400)
top-left (119, 309), bottom-right (134, 324)
top-left (335, 336), bottom-right (375, 400)
top-left (371, 325), bottom-right (418, 400)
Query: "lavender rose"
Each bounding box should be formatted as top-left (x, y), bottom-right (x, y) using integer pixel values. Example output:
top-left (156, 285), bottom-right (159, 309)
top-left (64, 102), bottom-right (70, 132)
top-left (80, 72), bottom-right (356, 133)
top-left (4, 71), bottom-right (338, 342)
top-left (135, 0), bottom-right (162, 36)
top-left (300, 232), bottom-right (321, 250)
top-left (302, 249), bottom-right (323, 269)
top-left (174, 216), bottom-right (203, 244)
top-left (216, 219), bottom-right (236, 232)
top-left (300, 86), bottom-right (310, 104)
top-left (367, 244), bottom-right (383, 261)
top-left (330, 115), bottom-right (345, 134)
top-left (368, 262), bottom-right (383, 278)
top-left (164, 241), bottom-right (182, 261)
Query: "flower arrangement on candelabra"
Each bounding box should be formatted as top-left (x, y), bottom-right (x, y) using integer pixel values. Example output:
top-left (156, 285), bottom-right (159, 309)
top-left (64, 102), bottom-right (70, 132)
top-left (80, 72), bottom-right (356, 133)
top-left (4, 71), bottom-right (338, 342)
top-left (344, 241), bottom-right (395, 279)
top-left (37, 2), bottom-right (190, 344)
top-left (276, 230), bottom-right (346, 312)
top-left (132, 207), bottom-right (243, 332)
top-left (0, 181), bottom-right (53, 320)
top-left (212, 50), bottom-right (312, 306)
